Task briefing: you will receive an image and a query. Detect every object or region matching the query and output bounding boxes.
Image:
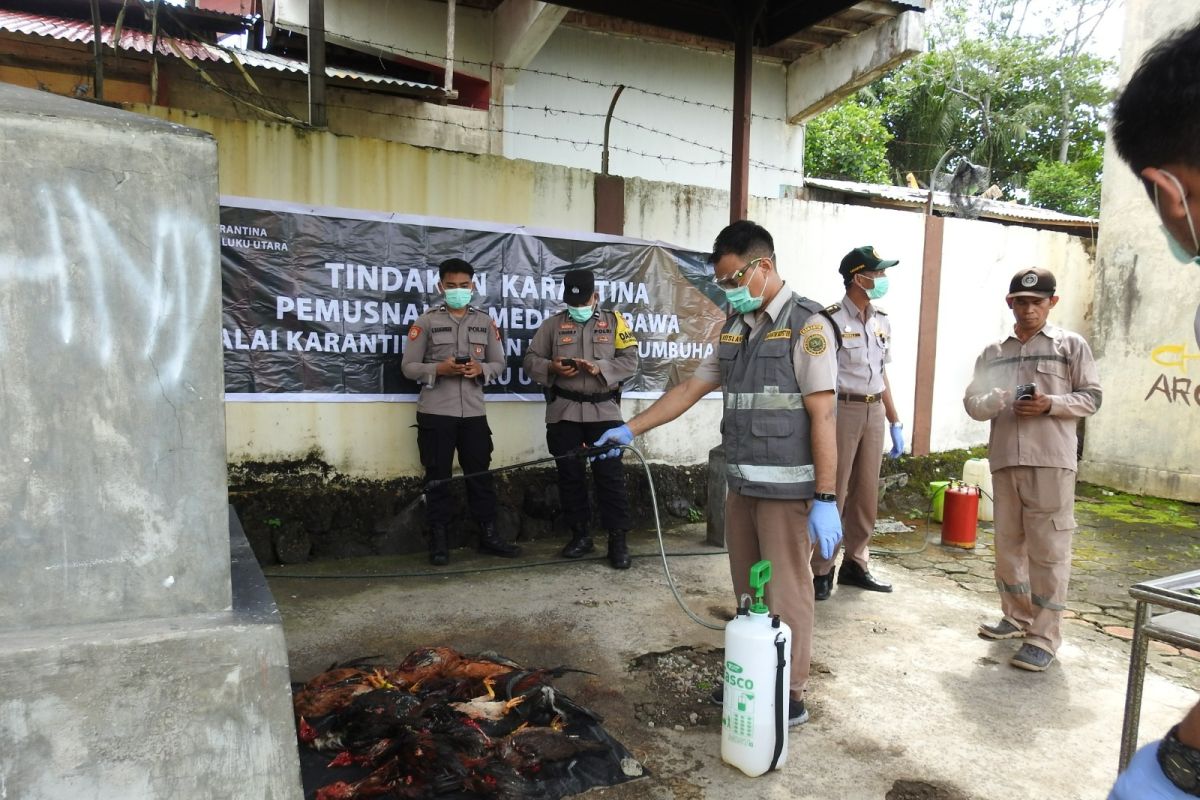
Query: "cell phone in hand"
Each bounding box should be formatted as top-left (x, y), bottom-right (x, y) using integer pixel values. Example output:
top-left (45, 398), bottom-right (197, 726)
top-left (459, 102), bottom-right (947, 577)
top-left (1016, 382), bottom-right (1036, 401)
top-left (455, 356), bottom-right (471, 364)
top-left (561, 358), bottom-right (577, 369)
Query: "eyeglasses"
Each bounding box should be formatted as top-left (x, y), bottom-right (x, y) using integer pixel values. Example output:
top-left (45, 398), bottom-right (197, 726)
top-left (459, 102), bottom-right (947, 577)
top-left (713, 256), bottom-right (768, 290)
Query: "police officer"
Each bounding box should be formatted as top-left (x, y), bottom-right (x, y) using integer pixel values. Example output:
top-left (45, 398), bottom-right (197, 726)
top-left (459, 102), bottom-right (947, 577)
top-left (595, 220), bottom-right (842, 725)
top-left (401, 258), bottom-right (520, 566)
top-left (524, 269), bottom-right (639, 569)
top-left (965, 267), bottom-right (1101, 672)
top-left (812, 246), bottom-right (904, 600)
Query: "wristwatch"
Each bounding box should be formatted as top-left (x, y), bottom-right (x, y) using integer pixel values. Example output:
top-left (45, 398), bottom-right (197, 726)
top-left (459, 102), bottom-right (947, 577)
top-left (814, 492), bottom-right (837, 503)
top-left (1157, 725), bottom-right (1200, 795)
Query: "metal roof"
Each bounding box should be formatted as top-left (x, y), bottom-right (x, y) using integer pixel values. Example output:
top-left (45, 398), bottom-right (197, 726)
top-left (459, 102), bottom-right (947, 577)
top-left (0, 10), bottom-right (444, 94)
top-left (803, 177), bottom-right (1099, 230)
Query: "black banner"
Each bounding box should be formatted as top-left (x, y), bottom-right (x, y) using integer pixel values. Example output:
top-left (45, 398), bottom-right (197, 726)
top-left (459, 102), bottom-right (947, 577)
top-left (220, 198), bottom-right (727, 401)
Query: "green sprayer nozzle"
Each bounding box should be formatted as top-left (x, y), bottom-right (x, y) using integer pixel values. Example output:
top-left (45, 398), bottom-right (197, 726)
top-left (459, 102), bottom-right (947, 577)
top-left (748, 560), bottom-right (771, 614)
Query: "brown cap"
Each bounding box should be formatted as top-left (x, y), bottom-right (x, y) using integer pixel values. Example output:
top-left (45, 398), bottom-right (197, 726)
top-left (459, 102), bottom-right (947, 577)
top-left (1006, 267), bottom-right (1056, 299)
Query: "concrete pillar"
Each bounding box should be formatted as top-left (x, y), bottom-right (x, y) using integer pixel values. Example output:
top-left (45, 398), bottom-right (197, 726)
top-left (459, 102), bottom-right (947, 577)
top-left (0, 83), bottom-right (302, 799)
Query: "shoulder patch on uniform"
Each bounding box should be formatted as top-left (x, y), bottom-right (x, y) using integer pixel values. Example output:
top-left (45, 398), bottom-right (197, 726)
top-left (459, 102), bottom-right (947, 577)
top-left (614, 311), bottom-right (637, 349)
top-left (824, 303), bottom-right (840, 314)
top-left (803, 333), bottom-right (828, 356)
top-left (720, 333), bottom-right (744, 344)
top-left (765, 329), bottom-right (792, 340)
top-left (408, 325), bottom-right (422, 340)
top-left (800, 323), bottom-right (823, 335)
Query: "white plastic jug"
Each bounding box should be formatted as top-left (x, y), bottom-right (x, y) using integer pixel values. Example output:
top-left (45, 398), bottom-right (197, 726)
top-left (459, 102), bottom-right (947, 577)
top-left (962, 458), bottom-right (994, 522)
top-left (721, 561), bottom-right (791, 777)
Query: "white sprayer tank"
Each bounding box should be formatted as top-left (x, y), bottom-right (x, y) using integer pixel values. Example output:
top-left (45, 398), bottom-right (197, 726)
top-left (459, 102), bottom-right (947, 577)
top-left (721, 609), bottom-right (791, 776)
top-left (962, 457), bottom-right (994, 522)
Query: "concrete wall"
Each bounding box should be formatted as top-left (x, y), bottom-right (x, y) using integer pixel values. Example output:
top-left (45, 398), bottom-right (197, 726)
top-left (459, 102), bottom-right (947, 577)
top-left (0, 89), bottom-right (229, 629)
top-left (1080, 0), bottom-right (1200, 501)
top-left (135, 107), bottom-right (1094, 477)
top-left (0, 84), bottom-right (302, 798)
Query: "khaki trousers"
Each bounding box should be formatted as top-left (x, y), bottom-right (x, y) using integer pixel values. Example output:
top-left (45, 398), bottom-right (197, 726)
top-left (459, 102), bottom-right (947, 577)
top-left (725, 491), bottom-right (815, 700)
top-left (991, 466), bottom-right (1077, 654)
top-left (812, 398), bottom-right (885, 576)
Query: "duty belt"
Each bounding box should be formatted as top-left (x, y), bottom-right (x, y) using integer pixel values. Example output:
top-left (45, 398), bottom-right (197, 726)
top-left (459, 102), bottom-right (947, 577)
top-left (837, 392), bottom-right (882, 404)
top-left (551, 385), bottom-right (620, 403)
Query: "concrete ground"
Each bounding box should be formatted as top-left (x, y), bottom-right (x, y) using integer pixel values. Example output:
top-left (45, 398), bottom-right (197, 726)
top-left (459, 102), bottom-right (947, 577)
top-left (268, 497), bottom-right (1200, 800)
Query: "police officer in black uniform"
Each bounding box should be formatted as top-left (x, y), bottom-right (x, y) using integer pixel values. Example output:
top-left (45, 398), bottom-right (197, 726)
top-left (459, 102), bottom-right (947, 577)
top-left (524, 269), bottom-right (639, 568)
top-left (402, 258), bottom-right (520, 565)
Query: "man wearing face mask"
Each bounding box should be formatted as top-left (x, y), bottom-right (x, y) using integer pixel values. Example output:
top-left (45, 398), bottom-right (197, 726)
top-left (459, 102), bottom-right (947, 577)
top-left (402, 258), bottom-right (520, 566)
top-left (1108, 18), bottom-right (1200, 800)
top-left (812, 246), bottom-right (903, 601)
top-left (593, 220), bottom-right (842, 725)
top-left (524, 269), bottom-right (639, 569)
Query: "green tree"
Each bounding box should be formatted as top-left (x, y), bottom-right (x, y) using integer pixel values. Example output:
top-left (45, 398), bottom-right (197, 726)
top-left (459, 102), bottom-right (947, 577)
top-left (1026, 159), bottom-right (1101, 217)
top-left (803, 101), bottom-right (893, 184)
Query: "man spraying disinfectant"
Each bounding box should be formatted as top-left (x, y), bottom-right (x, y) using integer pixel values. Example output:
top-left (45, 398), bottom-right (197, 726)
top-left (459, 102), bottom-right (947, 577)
top-left (722, 560), bottom-right (791, 777)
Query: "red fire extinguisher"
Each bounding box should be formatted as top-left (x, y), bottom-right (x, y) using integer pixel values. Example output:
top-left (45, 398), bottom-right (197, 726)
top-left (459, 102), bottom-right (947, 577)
top-left (941, 481), bottom-right (980, 549)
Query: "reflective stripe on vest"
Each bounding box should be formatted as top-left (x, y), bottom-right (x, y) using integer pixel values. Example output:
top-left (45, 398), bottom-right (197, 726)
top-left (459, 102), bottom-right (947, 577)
top-left (724, 390), bottom-right (806, 410)
top-left (726, 463), bottom-right (816, 484)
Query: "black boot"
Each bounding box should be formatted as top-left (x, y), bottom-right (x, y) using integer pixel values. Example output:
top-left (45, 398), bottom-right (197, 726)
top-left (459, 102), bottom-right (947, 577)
top-left (606, 530), bottom-right (631, 570)
top-left (478, 521), bottom-right (521, 558)
top-left (561, 525), bottom-right (595, 559)
top-left (428, 526), bottom-right (449, 567)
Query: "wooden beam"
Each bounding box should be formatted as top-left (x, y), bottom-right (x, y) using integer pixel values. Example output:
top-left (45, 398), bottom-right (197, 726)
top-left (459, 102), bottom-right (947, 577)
top-left (729, 9), bottom-right (753, 223)
top-left (912, 212), bottom-right (943, 456)
top-left (307, 0), bottom-right (326, 127)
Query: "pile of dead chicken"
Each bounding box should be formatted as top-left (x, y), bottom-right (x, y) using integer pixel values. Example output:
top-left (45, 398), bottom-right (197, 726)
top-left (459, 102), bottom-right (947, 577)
top-left (294, 646), bottom-right (627, 799)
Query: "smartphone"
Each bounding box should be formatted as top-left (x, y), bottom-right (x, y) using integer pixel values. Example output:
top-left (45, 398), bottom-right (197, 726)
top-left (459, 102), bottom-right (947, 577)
top-left (455, 356), bottom-right (471, 365)
top-left (561, 358), bottom-right (577, 369)
top-left (1016, 382), bottom-right (1036, 400)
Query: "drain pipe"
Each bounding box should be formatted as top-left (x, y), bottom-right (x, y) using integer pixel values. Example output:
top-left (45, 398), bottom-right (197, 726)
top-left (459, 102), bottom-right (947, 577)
top-left (444, 0), bottom-right (456, 99)
top-left (601, 84), bottom-right (625, 175)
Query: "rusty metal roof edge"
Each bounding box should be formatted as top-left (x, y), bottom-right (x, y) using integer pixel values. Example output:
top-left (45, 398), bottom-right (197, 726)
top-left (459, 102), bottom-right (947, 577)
top-left (802, 177), bottom-right (1098, 227)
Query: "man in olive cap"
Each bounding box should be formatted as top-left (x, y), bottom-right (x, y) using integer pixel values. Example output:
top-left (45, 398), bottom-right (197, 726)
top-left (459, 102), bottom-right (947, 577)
top-left (963, 267), bottom-right (1101, 672)
top-left (812, 246), bottom-right (903, 601)
top-left (524, 268), bottom-right (639, 569)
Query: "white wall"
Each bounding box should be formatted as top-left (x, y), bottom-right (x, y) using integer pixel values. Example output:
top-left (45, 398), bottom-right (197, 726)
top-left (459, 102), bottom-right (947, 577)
top-left (1080, 0), bottom-right (1200, 500)
top-left (505, 26), bottom-right (804, 199)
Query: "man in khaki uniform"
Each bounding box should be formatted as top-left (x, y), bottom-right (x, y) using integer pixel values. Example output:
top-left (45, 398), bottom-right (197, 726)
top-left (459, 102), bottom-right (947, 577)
top-left (402, 258), bottom-right (520, 566)
top-left (524, 269), bottom-right (639, 569)
top-left (595, 220), bottom-right (842, 725)
top-left (813, 246), bottom-right (905, 600)
top-left (964, 267), bottom-right (1101, 672)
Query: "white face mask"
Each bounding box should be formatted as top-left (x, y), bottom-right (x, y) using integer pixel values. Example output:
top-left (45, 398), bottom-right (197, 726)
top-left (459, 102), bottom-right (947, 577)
top-left (1154, 170), bottom-right (1200, 265)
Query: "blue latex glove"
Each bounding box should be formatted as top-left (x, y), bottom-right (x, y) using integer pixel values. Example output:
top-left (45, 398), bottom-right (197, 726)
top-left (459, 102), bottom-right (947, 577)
top-left (888, 424), bottom-right (905, 459)
top-left (592, 424), bottom-right (633, 460)
top-left (1108, 740), bottom-right (1191, 799)
top-left (808, 499), bottom-right (843, 561)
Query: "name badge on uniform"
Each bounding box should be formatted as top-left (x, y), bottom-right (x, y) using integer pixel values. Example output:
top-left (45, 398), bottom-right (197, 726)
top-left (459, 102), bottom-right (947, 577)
top-left (720, 333), bottom-right (744, 344)
top-left (559, 336), bottom-right (576, 345)
top-left (843, 331), bottom-right (862, 339)
top-left (764, 329), bottom-right (792, 341)
top-left (595, 335), bottom-right (611, 343)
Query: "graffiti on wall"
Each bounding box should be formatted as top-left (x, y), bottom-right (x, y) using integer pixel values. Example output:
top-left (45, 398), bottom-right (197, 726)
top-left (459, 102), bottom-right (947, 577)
top-left (1145, 344), bottom-right (1200, 405)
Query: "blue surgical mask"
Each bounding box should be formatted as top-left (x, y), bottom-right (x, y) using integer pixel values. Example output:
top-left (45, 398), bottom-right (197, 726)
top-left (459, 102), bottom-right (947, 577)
top-left (567, 304), bottom-right (595, 323)
top-left (1154, 171), bottom-right (1200, 265)
top-left (444, 287), bottom-right (472, 309)
top-left (865, 275), bottom-right (890, 300)
top-left (722, 262), bottom-right (764, 314)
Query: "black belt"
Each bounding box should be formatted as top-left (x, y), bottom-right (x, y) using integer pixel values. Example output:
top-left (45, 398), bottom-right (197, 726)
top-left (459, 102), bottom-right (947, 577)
top-left (837, 392), bottom-right (882, 404)
top-left (551, 385), bottom-right (620, 403)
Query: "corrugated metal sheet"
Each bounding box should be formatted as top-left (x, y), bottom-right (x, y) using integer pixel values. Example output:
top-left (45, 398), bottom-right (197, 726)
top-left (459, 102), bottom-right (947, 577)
top-left (803, 177), bottom-right (1098, 226)
top-left (0, 10), bottom-right (442, 93)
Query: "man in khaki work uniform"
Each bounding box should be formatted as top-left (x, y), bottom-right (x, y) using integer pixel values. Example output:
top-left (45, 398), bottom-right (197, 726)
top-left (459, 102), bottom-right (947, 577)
top-left (813, 246), bottom-right (905, 601)
top-left (402, 258), bottom-right (521, 566)
top-left (524, 268), bottom-right (639, 569)
top-left (594, 220), bottom-right (842, 725)
top-left (964, 267), bottom-right (1101, 672)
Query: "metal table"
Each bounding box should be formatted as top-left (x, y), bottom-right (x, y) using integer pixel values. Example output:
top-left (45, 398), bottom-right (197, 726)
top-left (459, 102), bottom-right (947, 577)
top-left (1119, 568), bottom-right (1200, 771)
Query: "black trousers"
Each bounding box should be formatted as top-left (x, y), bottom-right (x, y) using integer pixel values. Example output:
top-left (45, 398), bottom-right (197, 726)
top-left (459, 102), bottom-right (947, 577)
top-left (546, 419), bottom-right (631, 532)
top-left (416, 412), bottom-right (497, 528)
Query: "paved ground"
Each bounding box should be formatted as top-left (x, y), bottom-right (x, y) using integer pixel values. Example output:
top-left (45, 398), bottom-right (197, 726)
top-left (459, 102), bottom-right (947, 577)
top-left (268, 487), bottom-right (1200, 800)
